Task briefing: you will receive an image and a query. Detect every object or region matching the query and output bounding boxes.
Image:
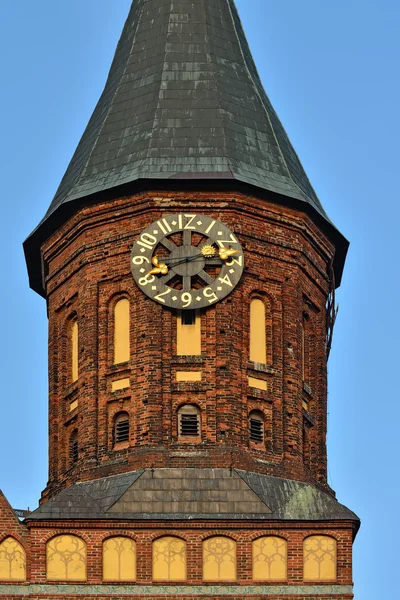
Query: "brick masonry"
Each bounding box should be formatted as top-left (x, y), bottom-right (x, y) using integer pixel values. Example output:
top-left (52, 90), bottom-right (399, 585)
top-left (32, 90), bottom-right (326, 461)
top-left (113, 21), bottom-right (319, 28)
top-left (40, 190), bottom-right (335, 501)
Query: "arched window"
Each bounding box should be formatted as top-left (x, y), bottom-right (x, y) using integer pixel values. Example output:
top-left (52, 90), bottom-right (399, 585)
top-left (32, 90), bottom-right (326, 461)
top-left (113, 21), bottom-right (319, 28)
top-left (303, 535), bottom-right (337, 581)
top-left (250, 299), bottom-right (266, 364)
top-left (114, 412), bottom-right (130, 445)
top-left (71, 320), bottom-right (79, 382)
top-left (252, 536), bottom-right (287, 581)
top-left (152, 537), bottom-right (186, 581)
top-left (46, 535), bottom-right (86, 581)
top-left (69, 430), bottom-right (78, 465)
top-left (0, 537), bottom-right (26, 581)
top-left (178, 405), bottom-right (201, 439)
top-left (203, 536), bottom-right (236, 581)
top-left (103, 537), bottom-right (136, 582)
top-left (177, 310), bottom-right (201, 356)
top-left (114, 299), bottom-right (130, 364)
top-left (249, 411), bottom-right (264, 444)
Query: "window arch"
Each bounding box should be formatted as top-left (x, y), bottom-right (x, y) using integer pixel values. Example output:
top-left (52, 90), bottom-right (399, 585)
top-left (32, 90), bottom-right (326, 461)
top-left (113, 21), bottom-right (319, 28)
top-left (103, 537), bottom-right (136, 582)
top-left (152, 536), bottom-right (186, 581)
top-left (178, 405), bottom-right (201, 439)
top-left (46, 535), bottom-right (86, 581)
top-left (69, 429), bottom-right (78, 465)
top-left (252, 536), bottom-right (287, 581)
top-left (203, 536), bottom-right (236, 581)
top-left (70, 319), bottom-right (79, 382)
top-left (303, 535), bottom-right (337, 580)
top-left (114, 412), bottom-right (130, 445)
top-left (250, 299), bottom-right (267, 364)
top-left (113, 298), bottom-right (130, 364)
top-left (249, 411), bottom-right (264, 444)
top-left (0, 537), bottom-right (26, 581)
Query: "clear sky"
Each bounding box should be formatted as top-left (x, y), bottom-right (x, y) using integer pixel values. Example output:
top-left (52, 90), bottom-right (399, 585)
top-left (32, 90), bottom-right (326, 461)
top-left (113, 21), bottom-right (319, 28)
top-left (0, 1), bottom-right (398, 597)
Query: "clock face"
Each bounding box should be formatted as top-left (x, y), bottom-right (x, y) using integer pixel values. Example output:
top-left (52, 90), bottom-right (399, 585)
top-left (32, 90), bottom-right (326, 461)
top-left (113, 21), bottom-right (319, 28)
top-left (130, 213), bottom-right (244, 310)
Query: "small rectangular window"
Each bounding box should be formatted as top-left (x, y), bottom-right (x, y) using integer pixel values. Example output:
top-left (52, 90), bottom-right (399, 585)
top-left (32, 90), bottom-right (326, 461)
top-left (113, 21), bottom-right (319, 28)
top-left (177, 311), bottom-right (201, 355)
top-left (115, 418), bottom-right (129, 443)
top-left (70, 437), bottom-right (78, 463)
top-left (180, 413), bottom-right (200, 437)
top-left (249, 418), bottom-right (264, 443)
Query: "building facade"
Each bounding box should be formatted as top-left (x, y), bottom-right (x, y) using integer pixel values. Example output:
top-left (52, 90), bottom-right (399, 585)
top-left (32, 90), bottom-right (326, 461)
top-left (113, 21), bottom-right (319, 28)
top-left (0, 0), bottom-right (359, 598)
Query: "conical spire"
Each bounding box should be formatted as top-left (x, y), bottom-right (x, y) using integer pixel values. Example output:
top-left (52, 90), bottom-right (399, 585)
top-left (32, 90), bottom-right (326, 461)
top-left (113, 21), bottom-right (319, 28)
top-left (25, 0), bottom-right (347, 294)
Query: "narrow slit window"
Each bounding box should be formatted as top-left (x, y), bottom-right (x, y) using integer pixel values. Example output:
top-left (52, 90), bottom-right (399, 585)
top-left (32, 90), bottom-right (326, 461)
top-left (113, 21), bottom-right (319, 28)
top-left (114, 299), bottom-right (130, 364)
top-left (178, 405), bottom-right (201, 439)
top-left (70, 430), bottom-right (78, 464)
top-left (250, 299), bottom-right (266, 364)
top-left (114, 413), bottom-right (130, 444)
top-left (71, 320), bottom-right (79, 382)
top-left (249, 412), bottom-right (264, 443)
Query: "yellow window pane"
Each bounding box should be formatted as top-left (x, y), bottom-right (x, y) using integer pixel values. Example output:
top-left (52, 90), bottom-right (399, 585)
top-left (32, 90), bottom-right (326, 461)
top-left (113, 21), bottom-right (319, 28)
top-left (252, 536), bottom-right (287, 581)
top-left (177, 313), bottom-right (201, 356)
top-left (248, 377), bottom-right (268, 391)
top-left (71, 321), bottom-right (78, 382)
top-left (0, 537), bottom-right (26, 581)
top-left (153, 537), bottom-right (186, 581)
top-left (46, 535), bottom-right (86, 581)
top-left (114, 299), bottom-right (130, 364)
top-left (250, 299), bottom-right (266, 363)
top-left (103, 537), bottom-right (136, 582)
top-left (203, 536), bottom-right (236, 581)
top-left (111, 378), bottom-right (130, 391)
top-left (304, 535), bottom-right (337, 581)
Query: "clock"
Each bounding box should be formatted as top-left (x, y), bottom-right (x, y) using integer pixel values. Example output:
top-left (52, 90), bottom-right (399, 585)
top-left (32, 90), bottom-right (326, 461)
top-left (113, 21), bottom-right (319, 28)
top-left (130, 213), bottom-right (244, 310)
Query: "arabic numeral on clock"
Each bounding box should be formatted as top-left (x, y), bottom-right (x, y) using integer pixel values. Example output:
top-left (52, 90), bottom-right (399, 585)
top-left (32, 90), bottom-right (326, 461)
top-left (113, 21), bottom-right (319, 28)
top-left (203, 287), bottom-right (218, 304)
top-left (132, 255), bottom-right (150, 265)
top-left (139, 274), bottom-right (155, 286)
top-left (181, 292), bottom-right (192, 308)
top-left (216, 233), bottom-right (239, 245)
top-left (226, 254), bottom-right (243, 267)
top-left (154, 288), bottom-right (172, 303)
top-left (218, 274), bottom-right (233, 287)
top-left (157, 219), bottom-right (172, 235)
top-left (137, 233), bottom-right (157, 250)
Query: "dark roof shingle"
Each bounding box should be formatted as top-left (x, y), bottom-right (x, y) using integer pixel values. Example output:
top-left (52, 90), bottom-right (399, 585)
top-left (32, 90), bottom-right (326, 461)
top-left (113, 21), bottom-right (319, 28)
top-left (25, 0), bottom-right (348, 294)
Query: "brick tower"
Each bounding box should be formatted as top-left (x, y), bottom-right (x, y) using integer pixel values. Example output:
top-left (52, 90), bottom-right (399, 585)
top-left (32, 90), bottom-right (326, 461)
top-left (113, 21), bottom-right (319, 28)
top-left (0, 1), bottom-right (359, 598)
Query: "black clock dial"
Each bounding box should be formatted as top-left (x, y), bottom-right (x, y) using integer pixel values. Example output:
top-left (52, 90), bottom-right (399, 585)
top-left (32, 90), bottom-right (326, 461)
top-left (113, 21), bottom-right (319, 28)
top-left (130, 214), bottom-right (244, 309)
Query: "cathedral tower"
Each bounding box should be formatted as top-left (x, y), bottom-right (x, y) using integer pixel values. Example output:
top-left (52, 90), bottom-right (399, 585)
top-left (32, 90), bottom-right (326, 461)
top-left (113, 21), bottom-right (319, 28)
top-left (1, 1), bottom-right (358, 598)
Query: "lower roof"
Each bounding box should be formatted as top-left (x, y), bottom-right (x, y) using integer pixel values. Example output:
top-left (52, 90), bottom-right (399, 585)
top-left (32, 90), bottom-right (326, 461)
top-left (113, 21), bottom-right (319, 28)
top-left (26, 468), bottom-right (359, 525)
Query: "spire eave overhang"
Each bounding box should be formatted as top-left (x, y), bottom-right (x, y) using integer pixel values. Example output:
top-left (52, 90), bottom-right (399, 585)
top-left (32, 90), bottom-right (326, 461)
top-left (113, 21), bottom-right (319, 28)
top-left (24, 177), bottom-right (348, 298)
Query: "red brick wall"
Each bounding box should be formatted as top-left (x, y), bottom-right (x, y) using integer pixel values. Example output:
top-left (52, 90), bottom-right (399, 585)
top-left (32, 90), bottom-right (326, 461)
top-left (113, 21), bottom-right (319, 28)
top-left (39, 190), bottom-right (335, 501)
top-left (0, 518), bottom-right (352, 596)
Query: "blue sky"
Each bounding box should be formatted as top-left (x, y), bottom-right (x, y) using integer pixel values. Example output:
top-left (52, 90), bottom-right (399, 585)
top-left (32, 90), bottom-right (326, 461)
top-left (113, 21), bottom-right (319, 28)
top-left (0, 1), bottom-right (398, 597)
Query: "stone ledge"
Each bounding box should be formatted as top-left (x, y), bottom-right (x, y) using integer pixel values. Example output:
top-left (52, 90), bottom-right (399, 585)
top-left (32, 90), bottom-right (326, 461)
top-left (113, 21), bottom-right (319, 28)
top-left (0, 583), bottom-right (354, 596)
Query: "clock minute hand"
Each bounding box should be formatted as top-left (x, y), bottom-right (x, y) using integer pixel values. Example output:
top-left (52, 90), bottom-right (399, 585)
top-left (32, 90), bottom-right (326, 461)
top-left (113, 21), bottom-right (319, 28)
top-left (147, 253), bottom-right (203, 276)
top-left (163, 252), bottom-right (204, 267)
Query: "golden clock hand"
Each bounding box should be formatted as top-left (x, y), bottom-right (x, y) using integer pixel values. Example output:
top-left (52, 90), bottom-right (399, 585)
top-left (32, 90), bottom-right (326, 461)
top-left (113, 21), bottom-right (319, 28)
top-left (147, 256), bottom-right (169, 276)
top-left (219, 248), bottom-right (240, 261)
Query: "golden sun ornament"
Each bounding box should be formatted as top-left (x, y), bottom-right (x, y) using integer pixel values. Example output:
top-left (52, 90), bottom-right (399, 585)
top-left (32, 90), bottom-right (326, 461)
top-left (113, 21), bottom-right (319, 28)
top-left (201, 244), bottom-right (217, 258)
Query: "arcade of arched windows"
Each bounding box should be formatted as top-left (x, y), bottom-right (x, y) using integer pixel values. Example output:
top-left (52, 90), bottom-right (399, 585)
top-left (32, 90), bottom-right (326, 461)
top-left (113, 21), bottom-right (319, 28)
top-left (0, 534), bottom-right (341, 583)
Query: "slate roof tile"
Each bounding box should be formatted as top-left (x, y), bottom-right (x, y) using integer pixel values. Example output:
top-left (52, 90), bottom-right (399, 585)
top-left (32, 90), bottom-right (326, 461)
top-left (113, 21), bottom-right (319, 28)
top-left (25, 0), bottom-right (348, 295)
top-left (26, 468), bottom-right (359, 526)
